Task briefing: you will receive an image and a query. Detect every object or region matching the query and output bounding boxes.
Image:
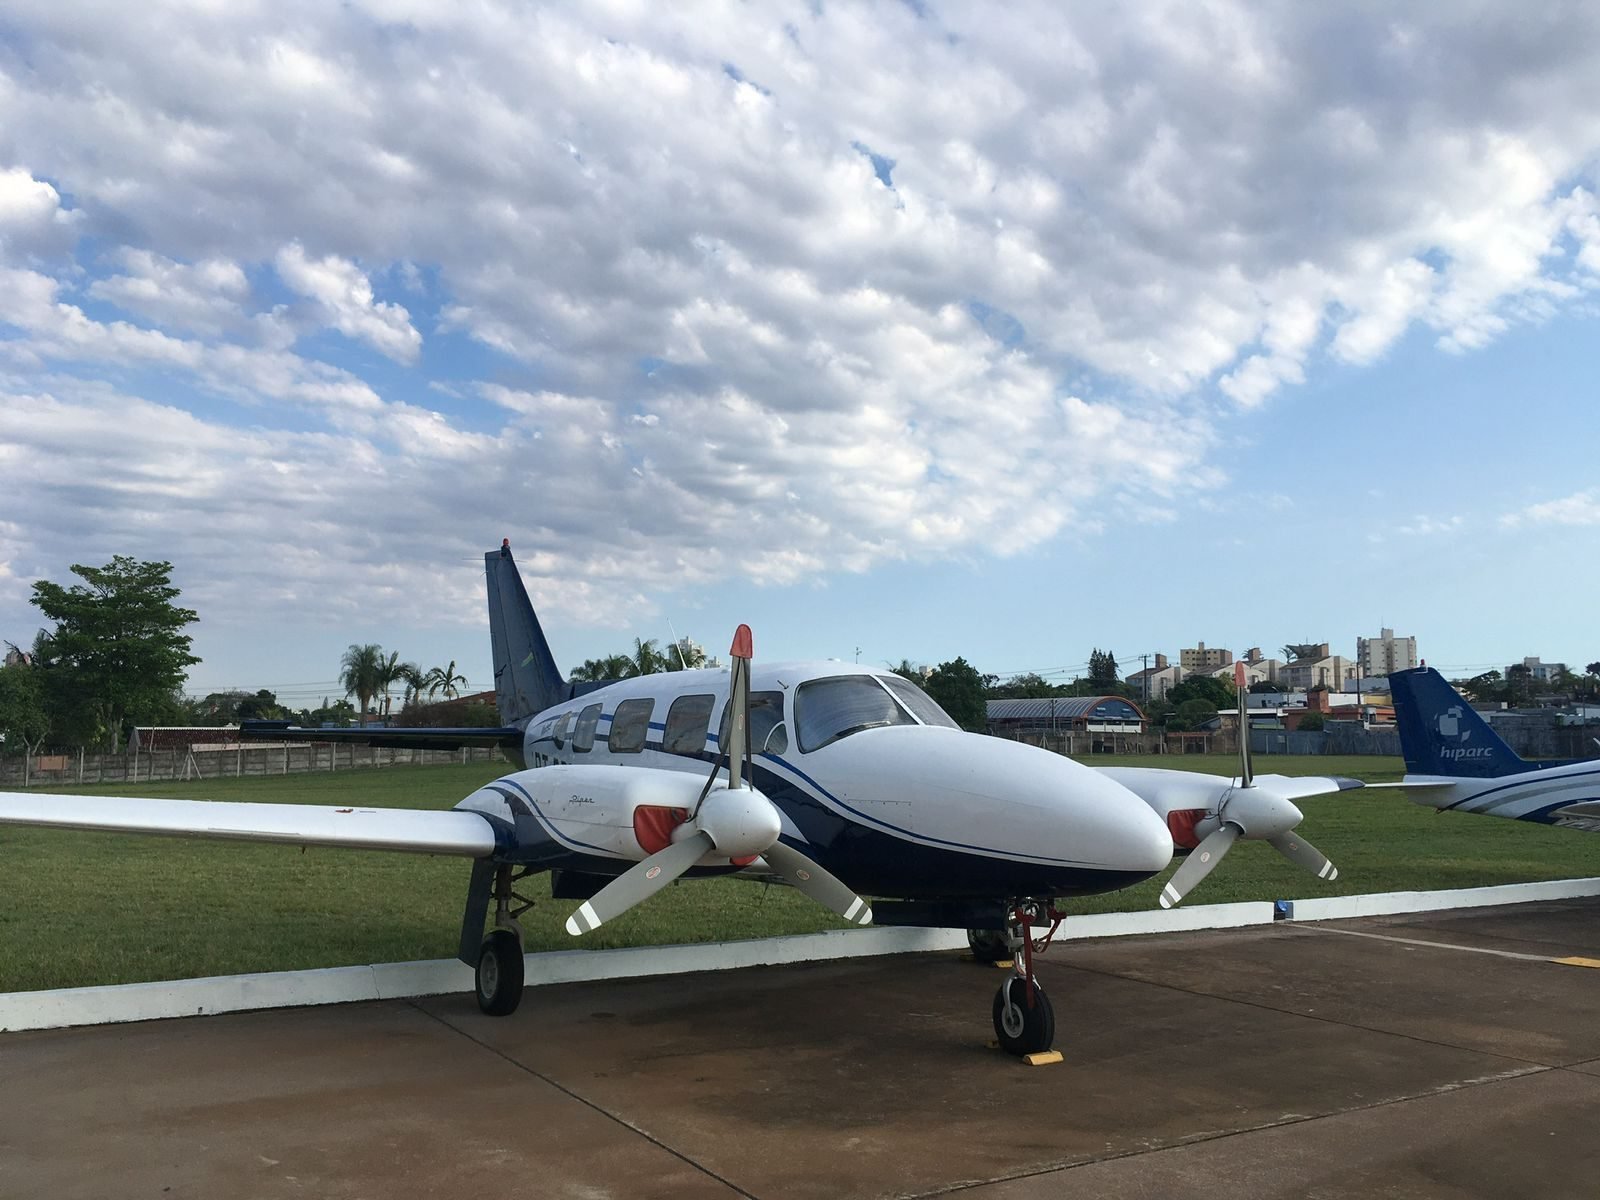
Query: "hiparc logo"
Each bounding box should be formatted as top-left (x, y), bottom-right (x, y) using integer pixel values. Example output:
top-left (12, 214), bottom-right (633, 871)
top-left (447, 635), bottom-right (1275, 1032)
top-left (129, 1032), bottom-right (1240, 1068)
top-left (1440, 746), bottom-right (1493, 761)
top-left (1437, 707), bottom-right (1464, 739)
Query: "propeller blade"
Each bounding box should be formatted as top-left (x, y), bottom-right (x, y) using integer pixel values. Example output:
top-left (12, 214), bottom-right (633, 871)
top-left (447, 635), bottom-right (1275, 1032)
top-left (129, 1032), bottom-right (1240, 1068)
top-left (565, 830), bottom-right (716, 935)
top-left (727, 625), bottom-right (752, 792)
top-left (1158, 824), bottom-right (1240, 908)
top-left (1267, 832), bottom-right (1339, 881)
top-left (764, 839), bottom-right (873, 926)
top-left (1234, 661), bottom-right (1253, 789)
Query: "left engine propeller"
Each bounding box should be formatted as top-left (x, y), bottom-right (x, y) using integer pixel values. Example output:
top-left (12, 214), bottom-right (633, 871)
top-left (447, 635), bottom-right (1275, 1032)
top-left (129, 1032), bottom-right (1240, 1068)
top-left (564, 624), bottom-right (872, 935)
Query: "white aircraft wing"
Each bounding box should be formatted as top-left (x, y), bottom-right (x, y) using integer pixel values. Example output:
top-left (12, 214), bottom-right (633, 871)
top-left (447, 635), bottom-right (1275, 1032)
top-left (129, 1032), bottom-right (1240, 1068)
top-left (0, 792), bottom-right (497, 857)
top-left (1249, 773), bottom-right (1365, 800)
top-left (1552, 801), bottom-right (1600, 833)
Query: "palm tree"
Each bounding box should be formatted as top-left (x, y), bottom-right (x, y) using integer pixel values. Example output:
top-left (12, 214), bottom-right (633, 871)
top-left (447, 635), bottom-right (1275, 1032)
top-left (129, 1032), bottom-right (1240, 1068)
top-left (339, 643), bottom-right (384, 727)
top-left (398, 662), bottom-right (426, 710)
top-left (373, 650), bottom-right (409, 720)
top-left (430, 660), bottom-right (467, 700)
top-left (569, 653), bottom-right (636, 682)
top-left (629, 638), bottom-right (664, 677)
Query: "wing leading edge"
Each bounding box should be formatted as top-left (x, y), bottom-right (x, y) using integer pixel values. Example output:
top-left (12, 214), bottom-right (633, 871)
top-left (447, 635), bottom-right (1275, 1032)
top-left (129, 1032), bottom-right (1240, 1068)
top-left (0, 792), bottom-right (497, 857)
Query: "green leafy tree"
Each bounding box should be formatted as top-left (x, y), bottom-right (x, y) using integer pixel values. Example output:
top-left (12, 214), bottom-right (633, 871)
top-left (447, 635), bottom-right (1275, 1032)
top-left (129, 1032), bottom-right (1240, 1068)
top-left (923, 657), bottom-right (992, 732)
top-left (1172, 698), bottom-right (1219, 730)
top-left (887, 658), bottom-right (928, 683)
top-left (427, 660), bottom-right (468, 699)
top-left (663, 639), bottom-right (707, 671)
top-left (1297, 709), bottom-right (1326, 731)
top-left (0, 661), bottom-right (50, 755)
top-left (628, 638), bottom-right (666, 677)
top-left (1167, 674), bottom-right (1237, 710)
top-left (569, 654), bottom-right (637, 683)
top-left (339, 643), bottom-right (384, 727)
top-left (29, 557), bottom-right (200, 751)
top-left (1087, 648), bottom-right (1119, 689)
top-left (987, 672), bottom-right (1067, 699)
top-left (1457, 670), bottom-right (1508, 705)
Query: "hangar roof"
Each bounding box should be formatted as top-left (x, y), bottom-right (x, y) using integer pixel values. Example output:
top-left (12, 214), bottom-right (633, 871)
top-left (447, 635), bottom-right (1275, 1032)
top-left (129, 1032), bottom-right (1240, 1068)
top-left (985, 696), bottom-right (1146, 721)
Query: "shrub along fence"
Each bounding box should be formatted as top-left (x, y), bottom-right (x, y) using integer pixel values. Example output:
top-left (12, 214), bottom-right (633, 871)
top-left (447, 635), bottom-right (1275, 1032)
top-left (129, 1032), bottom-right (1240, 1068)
top-left (0, 743), bottom-right (507, 789)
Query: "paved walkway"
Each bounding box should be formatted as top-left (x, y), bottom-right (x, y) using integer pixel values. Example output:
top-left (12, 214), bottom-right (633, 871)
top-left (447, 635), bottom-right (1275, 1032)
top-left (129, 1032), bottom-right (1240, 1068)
top-left (4, 899), bottom-right (1599, 1199)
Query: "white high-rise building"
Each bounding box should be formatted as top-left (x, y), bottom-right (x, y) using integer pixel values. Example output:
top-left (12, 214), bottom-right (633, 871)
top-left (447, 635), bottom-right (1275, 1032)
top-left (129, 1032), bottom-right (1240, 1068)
top-left (1356, 627), bottom-right (1417, 678)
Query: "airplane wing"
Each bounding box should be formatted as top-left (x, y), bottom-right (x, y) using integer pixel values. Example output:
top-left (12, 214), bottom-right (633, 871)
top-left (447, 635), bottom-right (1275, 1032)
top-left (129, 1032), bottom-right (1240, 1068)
top-left (1552, 802), bottom-right (1600, 833)
top-left (1249, 773), bottom-right (1365, 799)
top-left (241, 720), bottom-right (523, 751)
top-left (0, 792), bottom-right (497, 856)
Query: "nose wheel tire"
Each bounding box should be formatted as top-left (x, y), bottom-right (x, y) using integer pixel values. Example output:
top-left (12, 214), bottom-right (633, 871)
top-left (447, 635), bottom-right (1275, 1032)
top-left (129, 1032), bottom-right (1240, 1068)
top-left (967, 928), bottom-right (1012, 963)
top-left (476, 928), bottom-right (525, 1016)
top-left (992, 977), bottom-right (1055, 1056)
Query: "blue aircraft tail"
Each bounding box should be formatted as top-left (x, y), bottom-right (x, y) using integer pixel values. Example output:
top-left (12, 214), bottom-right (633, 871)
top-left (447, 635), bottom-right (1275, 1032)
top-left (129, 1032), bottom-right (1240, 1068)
top-left (485, 541), bottom-right (566, 726)
top-left (1388, 667), bottom-right (1529, 778)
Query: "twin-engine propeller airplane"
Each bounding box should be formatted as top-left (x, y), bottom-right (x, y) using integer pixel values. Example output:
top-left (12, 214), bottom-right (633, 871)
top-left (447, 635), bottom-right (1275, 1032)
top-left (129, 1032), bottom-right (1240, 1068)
top-left (0, 545), bottom-right (1351, 1056)
top-left (1382, 666), bottom-right (1600, 832)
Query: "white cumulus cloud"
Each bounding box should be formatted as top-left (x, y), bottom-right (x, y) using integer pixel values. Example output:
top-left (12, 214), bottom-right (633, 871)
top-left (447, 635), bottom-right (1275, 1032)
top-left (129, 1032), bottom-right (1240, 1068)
top-left (274, 242), bottom-right (422, 363)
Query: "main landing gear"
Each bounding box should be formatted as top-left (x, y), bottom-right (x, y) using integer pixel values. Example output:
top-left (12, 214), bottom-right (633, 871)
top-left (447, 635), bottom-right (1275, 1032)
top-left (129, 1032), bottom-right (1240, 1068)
top-left (474, 864), bottom-right (537, 1016)
top-left (985, 902), bottom-right (1065, 1058)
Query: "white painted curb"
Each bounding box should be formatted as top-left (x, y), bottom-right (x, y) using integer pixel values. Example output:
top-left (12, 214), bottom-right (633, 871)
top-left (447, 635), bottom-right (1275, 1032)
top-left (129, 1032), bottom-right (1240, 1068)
top-left (1285, 876), bottom-right (1600, 921)
top-left (0, 927), bottom-right (968, 1033)
top-left (5, 878), bottom-right (1598, 1033)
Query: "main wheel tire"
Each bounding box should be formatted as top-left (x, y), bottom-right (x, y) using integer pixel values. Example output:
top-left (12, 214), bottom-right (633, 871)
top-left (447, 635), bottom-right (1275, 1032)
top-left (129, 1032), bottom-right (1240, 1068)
top-left (476, 929), bottom-right (525, 1017)
top-left (992, 976), bottom-right (1055, 1056)
top-left (967, 928), bottom-right (1011, 963)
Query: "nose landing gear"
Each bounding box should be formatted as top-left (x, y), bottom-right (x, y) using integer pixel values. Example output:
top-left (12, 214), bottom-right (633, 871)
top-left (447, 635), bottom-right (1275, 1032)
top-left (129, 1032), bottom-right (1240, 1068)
top-left (989, 902), bottom-right (1065, 1058)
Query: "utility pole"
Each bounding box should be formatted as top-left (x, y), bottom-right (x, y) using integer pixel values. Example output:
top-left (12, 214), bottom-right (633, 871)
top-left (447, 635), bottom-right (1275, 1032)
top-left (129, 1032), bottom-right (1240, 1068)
top-left (854, 646), bottom-right (861, 664)
top-left (1140, 653), bottom-right (1150, 702)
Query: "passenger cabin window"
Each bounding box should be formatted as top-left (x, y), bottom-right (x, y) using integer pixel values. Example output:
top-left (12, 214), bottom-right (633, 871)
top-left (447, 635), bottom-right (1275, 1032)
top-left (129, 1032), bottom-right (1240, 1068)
top-left (795, 675), bottom-right (917, 753)
top-left (717, 691), bottom-right (789, 756)
top-left (572, 703), bottom-right (603, 753)
top-left (608, 698), bottom-right (653, 754)
top-left (662, 694), bottom-right (716, 755)
top-left (881, 676), bottom-right (961, 730)
top-left (553, 711), bottom-right (574, 749)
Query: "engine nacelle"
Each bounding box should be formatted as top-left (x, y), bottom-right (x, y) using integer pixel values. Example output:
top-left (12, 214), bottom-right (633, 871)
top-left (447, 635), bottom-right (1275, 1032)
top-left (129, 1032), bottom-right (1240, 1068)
top-left (456, 765), bottom-right (774, 865)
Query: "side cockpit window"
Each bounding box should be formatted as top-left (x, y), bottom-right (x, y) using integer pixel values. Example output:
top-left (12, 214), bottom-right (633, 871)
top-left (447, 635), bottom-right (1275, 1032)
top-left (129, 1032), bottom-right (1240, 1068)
top-left (718, 691), bottom-right (789, 756)
top-left (553, 711), bottom-right (574, 750)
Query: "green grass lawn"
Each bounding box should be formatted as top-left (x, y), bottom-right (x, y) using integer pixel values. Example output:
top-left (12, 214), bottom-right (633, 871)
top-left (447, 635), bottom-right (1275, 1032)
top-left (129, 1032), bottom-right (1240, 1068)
top-left (3, 754), bottom-right (1596, 993)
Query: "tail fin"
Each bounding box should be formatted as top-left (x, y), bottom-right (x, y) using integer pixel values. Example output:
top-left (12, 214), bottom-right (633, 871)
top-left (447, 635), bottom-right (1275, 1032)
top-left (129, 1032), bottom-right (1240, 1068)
top-left (485, 541), bottom-right (566, 726)
top-left (1388, 667), bottom-right (1528, 778)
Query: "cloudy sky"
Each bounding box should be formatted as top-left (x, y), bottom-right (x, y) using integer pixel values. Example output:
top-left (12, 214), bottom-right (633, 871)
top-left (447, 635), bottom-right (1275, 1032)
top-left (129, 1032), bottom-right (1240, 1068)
top-left (2, 1), bottom-right (1598, 707)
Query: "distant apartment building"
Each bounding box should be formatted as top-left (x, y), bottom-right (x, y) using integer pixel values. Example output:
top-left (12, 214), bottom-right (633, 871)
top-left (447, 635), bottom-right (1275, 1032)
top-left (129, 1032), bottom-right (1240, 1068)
top-left (1356, 627), bottom-right (1418, 678)
top-left (1125, 653), bottom-right (1184, 701)
top-left (1509, 656), bottom-right (1568, 683)
top-left (1281, 653), bottom-right (1355, 692)
top-left (1180, 641), bottom-right (1233, 672)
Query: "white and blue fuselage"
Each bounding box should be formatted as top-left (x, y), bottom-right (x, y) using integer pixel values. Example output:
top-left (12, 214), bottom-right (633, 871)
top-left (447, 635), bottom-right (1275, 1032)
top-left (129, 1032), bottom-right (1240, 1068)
top-left (456, 661), bottom-right (1175, 901)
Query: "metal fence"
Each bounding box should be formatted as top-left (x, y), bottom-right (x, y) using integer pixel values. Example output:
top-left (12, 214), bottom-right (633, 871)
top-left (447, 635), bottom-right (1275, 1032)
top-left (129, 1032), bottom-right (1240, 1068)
top-left (0, 743), bottom-right (507, 789)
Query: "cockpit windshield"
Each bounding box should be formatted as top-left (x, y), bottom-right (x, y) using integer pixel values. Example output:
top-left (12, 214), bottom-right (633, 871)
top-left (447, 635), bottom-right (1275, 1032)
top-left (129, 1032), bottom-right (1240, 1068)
top-left (880, 675), bottom-right (961, 730)
top-left (794, 675), bottom-right (918, 753)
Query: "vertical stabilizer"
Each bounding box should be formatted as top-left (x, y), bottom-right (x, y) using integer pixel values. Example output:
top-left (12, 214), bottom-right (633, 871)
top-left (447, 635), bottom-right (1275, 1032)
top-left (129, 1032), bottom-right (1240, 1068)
top-left (1389, 667), bottom-right (1528, 778)
top-left (485, 542), bottom-right (565, 725)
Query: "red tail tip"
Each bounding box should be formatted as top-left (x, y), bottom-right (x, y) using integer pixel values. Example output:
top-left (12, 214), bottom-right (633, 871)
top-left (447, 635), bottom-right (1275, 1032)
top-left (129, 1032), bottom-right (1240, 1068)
top-left (730, 624), bottom-right (753, 659)
top-left (502, 538), bottom-right (510, 549)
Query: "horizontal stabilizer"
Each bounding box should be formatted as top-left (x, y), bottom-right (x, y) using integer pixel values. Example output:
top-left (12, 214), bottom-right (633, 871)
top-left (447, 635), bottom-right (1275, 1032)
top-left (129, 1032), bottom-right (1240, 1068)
top-left (0, 792), bottom-right (497, 857)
